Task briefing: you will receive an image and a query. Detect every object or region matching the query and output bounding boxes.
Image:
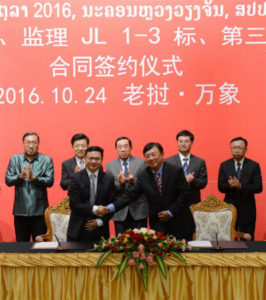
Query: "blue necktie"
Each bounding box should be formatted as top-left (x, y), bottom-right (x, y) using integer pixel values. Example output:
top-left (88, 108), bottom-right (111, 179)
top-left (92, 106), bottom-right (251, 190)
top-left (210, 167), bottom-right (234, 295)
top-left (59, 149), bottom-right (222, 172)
top-left (123, 161), bottom-right (128, 178)
top-left (236, 162), bottom-right (241, 180)
top-left (183, 158), bottom-right (188, 176)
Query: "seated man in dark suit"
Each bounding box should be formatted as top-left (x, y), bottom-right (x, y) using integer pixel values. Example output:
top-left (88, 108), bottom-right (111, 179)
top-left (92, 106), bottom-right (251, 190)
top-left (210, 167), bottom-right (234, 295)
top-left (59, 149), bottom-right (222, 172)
top-left (60, 133), bottom-right (89, 191)
top-left (98, 142), bottom-right (190, 239)
top-left (166, 130), bottom-right (207, 240)
top-left (67, 146), bottom-right (116, 245)
top-left (218, 137), bottom-right (263, 240)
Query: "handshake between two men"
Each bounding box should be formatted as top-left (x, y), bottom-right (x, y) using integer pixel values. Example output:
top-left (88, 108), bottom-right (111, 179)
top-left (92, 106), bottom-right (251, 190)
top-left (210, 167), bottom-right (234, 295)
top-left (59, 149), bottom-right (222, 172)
top-left (94, 170), bottom-right (134, 217)
top-left (84, 170), bottom-right (134, 231)
top-left (96, 205), bottom-right (110, 218)
top-left (95, 203), bottom-right (171, 222)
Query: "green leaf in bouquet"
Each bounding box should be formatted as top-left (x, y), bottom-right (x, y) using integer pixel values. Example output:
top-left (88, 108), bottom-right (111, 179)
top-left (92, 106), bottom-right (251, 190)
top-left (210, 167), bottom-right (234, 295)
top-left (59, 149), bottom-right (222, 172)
top-left (170, 251), bottom-right (187, 265)
top-left (140, 261), bottom-right (148, 292)
top-left (155, 255), bottom-right (167, 279)
top-left (116, 255), bottom-right (130, 279)
top-left (96, 249), bottom-right (112, 268)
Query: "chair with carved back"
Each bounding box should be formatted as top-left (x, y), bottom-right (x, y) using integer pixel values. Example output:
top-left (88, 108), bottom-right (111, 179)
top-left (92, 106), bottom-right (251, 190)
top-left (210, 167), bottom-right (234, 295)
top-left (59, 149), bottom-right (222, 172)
top-left (36, 196), bottom-right (71, 242)
top-left (190, 194), bottom-right (251, 241)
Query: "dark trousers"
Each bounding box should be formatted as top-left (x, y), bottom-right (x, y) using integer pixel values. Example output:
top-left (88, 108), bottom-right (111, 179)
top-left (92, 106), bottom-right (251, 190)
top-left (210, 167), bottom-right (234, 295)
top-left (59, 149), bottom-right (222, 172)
top-left (236, 220), bottom-right (255, 240)
top-left (149, 217), bottom-right (186, 240)
top-left (14, 216), bottom-right (46, 242)
top-left (114, 213), bottom-right (147, 235)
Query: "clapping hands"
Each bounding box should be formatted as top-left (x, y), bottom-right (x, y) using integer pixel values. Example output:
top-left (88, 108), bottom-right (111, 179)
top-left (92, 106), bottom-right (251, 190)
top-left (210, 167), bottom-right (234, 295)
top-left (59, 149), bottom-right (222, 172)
top-left (228, 176), bottom-right (241, 189)
top-left (118, 170), bottom-right (134, 184)
top-left (20, 165), bottom-right (35, 181)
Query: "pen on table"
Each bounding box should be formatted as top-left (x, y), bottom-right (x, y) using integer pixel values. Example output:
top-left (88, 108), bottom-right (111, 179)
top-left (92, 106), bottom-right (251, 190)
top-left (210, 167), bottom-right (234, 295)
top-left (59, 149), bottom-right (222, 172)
top-left (54, 234), bottom-right (62, 248)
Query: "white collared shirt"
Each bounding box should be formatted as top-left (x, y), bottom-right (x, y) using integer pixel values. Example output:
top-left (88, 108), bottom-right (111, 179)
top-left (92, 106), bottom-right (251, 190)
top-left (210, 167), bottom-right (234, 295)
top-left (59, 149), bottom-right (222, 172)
top-left (85, 168), bottom-right (103, 227)
top-left (120, 157), bottom-right (130, 171)
top-left (75, 157), bottom-right (85, 170)
top-left (179, 153), bottom-right (191, 166)
top-left (86, 168), bottom-right (99, 192)
top-left (234, 157), bottom-right (245, 171)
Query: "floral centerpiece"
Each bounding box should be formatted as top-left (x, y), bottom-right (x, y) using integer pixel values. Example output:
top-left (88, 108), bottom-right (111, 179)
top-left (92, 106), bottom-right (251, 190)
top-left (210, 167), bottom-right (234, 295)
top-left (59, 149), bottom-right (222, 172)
top-left (91, 227), bottom-right (192, 291)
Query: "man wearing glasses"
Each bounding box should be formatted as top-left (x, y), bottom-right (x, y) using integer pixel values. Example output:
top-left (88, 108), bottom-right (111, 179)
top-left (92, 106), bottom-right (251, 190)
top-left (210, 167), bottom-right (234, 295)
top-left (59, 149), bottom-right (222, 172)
top-left (67, 146), bottom-right (116, 245)
top-left (5, 132), bottom-right (54, 242)
top-left (218, 137), bottom-right (263, 240)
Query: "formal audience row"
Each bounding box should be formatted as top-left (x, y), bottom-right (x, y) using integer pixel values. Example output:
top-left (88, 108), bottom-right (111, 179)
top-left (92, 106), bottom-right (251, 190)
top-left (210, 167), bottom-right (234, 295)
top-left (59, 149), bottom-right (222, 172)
top-left (5, 131), bottom-right (263, 243)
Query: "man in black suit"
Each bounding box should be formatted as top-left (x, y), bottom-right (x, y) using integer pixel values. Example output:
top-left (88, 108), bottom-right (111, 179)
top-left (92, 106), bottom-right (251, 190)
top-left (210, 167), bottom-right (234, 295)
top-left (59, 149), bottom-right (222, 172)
top-left (166, 130), bottom-right (207, 240)
top-left (98, 143), bottom-right (190, 239)
top-left (218, 137), bottom-right (262, 240)
top-left (67, 146), bottom-right (116, 245)
top-left (60, 133), bottom-right (89, 191)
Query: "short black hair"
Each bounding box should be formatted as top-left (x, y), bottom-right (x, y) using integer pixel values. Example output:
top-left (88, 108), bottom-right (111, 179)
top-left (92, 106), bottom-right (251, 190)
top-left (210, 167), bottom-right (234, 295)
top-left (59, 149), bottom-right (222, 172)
top-left (176, 130), bottom-right (194, 142)
top-left (230, 137), bottom-right (248, 147)
top-left (23, 132), bottom-right (40, 143)
top-left (71, 133), bottom-right (89, 146)
top-left (85, 146), bottom-right (104, 158)
top-left (143, 142), bottom-right (164, 155)
top-left (115, 136), bottom-right (132, 148)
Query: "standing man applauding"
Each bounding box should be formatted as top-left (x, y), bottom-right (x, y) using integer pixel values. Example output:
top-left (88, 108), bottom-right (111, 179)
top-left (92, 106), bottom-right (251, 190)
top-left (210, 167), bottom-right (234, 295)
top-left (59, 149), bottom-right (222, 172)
top-left (60, 133), bottom-right (89, 191)
top-left (166, 130), bottom-right (207, 240)
top-left (106, 137), bottom-right (148, 235)
top-left (218, 137), bottom-right (262, 240)
top-left (5, 132), bottom-right (54, 242)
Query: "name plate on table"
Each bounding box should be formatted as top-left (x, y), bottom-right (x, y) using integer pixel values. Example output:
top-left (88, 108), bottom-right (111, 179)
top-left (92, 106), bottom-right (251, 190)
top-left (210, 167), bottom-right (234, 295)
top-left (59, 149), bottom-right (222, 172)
top-left (32, 242), bottom-right (59, 250)
top-left (188, 241), bottom-right (212, 248)
top-left (31, 242), bottom-right (93, 250)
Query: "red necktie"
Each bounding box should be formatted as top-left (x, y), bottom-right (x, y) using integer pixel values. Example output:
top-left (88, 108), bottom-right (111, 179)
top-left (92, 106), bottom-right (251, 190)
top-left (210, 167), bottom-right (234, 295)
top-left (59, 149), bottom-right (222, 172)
top-left (155, 172), bottom-right (162, 195)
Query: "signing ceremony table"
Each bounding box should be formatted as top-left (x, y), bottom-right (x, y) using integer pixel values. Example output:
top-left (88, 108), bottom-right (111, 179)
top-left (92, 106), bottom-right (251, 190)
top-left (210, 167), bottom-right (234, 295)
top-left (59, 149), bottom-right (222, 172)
top-left (0, 242), bottom-right (265, 300)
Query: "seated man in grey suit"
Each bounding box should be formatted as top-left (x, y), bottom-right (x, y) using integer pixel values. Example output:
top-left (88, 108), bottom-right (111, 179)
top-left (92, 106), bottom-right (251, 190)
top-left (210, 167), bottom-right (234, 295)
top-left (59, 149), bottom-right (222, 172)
top-left (67, 146), bottom-right (116, 246)
top-left (166, 130), bottom-right (207, 240)
top-left (60, 133), bottom-right (89, 190)
top-left (106, 137), bottom-right (148, 235)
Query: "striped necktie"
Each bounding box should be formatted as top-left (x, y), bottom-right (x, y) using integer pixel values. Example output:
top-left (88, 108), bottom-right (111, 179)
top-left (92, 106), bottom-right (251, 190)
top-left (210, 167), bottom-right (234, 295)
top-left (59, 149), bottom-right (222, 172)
top-left (183, 158), bottom-right (188, 176)
top-left (123, 161), bottom-right (128, 178)
top-left (155, 171), bottom-right (162, 195)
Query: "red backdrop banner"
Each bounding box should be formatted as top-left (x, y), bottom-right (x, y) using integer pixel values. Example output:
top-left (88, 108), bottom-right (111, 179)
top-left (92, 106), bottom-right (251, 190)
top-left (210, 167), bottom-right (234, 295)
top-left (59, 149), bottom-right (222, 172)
top-left (0, 0), bottom-right (265, 240)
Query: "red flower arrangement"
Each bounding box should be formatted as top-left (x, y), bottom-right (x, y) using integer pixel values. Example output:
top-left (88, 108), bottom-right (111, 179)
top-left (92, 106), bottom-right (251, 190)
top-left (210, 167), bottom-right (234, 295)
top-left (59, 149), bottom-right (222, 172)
top-left (91, 227), bottom-right (192, 291)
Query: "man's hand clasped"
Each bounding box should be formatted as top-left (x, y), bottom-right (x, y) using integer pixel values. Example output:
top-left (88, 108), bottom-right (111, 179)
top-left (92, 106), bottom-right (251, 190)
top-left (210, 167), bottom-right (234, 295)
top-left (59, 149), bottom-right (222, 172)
top-left (96, 205), bottom-right (109, 217)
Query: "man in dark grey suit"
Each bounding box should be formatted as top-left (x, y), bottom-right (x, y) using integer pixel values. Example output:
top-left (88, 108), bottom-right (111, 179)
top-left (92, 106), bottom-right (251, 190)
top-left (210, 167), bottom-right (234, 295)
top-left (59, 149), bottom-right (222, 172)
top-left (60, 133), bottom-right (89, 190)
top-left (166, 130), bottom-right (207, 240)
top-left (98, 142), bottom-right (190, 239)
top-left (106, 137), bottom-right (148, 234)
top-left (218, 137), bottom-right (262, 240)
